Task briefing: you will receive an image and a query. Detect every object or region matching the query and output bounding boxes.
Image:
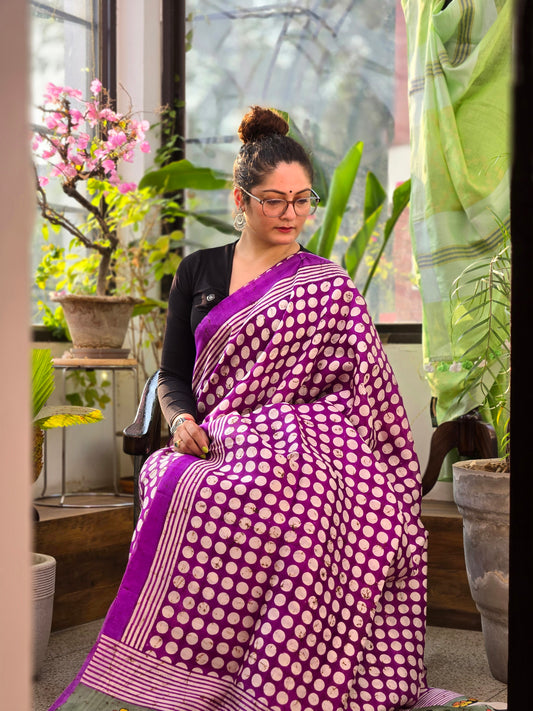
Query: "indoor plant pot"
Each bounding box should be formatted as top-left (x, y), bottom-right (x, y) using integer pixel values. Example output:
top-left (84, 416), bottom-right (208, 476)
top-left (32, 552), bottom-right (56, 678)
top-left (51, 292), bottom-right (141, 358)
top-left (452, 459), bottom-right (509, 683)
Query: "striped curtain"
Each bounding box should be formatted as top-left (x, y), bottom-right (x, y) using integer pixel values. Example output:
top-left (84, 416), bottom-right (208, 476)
top-left (401, 0), bottom-right (512, 423)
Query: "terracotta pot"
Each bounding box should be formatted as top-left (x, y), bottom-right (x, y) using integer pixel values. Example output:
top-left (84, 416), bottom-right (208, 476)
top-left (453, 459), bottom-right (509, 683)
top-left (51, 293), bottom-right (141, 358)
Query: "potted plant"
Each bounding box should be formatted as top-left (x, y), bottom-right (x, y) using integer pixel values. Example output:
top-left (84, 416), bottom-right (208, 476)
top-left (33, 79), bottom-right (233, 360)
top-left (447, 223), bottom-right (510, 683)
top-left (32, 347), bottom-right (103, 677)
top-left (32, 78), bottom-right (154, 356)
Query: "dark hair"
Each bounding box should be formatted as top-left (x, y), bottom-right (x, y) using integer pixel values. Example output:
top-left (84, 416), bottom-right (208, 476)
top-left (233, 106), bottom-right (314, 194)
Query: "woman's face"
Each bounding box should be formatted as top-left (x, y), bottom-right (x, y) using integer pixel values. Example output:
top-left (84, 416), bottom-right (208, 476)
top-left (235, 162), bottom-right (313, 248)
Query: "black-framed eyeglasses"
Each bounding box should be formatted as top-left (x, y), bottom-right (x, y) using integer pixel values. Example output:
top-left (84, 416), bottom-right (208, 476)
top-left (238, 185), bottom-right (320, 217)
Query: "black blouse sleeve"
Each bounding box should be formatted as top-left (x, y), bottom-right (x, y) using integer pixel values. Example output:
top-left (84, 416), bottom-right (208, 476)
top-left (158, 256), bottom-right (199, 426)
top-left (157, 242), bottom-right (235, 427)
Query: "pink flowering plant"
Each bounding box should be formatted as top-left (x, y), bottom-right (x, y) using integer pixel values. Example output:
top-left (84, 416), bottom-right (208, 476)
top-left (33, 78), bottom-right (152, 296)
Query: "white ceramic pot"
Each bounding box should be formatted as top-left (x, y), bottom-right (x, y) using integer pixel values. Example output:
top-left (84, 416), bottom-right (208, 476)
top-left (453, 460), bottom-right (509, 683)
top-left (32, 552), bottom-right (56, 679)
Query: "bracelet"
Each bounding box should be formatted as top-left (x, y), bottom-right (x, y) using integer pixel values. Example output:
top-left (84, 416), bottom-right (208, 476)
top-left (169, 413), bottom-right (195, 435)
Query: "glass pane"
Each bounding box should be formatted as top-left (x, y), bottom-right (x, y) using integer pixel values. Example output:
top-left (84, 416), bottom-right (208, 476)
top-left (185, 0), bottom-right (421, 323)
top-left (30, 1), bottom-right (100, 325)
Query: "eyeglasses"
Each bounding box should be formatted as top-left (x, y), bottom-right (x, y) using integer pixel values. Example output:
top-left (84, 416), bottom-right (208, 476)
top-left (238, 185), bottom-right (320, 217)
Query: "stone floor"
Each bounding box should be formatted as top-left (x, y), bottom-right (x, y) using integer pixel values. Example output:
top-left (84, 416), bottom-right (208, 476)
top-left (33, 620), bottom-right (507, 710)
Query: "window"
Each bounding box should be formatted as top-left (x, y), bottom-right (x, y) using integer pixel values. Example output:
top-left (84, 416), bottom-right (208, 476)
top-left (30, 1), bottom-right (115, 326)
top-left (184, 0), bottom-right (421, 324)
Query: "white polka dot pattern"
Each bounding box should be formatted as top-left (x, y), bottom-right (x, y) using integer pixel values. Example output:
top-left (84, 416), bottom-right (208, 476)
top-left (85, 254), bottom-right (428, 711)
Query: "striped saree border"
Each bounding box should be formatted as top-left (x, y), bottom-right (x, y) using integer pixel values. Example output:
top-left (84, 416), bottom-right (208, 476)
top-left (81, 634), bottom-right (271, 711)
top-left (122, 458), bottom-right (220, 649)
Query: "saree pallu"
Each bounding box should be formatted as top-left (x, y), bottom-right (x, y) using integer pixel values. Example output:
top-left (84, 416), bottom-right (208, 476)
top-left (50, 252), bottom-right (430, 711)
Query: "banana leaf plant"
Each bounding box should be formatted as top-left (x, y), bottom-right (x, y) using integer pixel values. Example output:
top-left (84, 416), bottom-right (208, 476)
top-left (309, 148), bottom-right (410, 295)
top-left (281, 112), bottom-right (411, 297)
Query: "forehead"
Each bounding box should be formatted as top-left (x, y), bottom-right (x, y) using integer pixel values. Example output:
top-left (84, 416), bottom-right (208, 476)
top-left (256, 162), bottom-right (311, 193)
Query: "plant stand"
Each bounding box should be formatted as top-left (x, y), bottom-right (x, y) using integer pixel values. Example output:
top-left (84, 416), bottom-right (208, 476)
top-left (35, 358), bottom-right (138, 509)
top-left (453, 460), bottom-right (509, 683)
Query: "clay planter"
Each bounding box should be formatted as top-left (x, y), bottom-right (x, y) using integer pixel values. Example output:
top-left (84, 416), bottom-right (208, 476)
top-left (452, 459), bottom-right (509, 683)
top-left (32, 553), bottom-right (56, 678)
top-left (51, 293), bottom-right (141, 358)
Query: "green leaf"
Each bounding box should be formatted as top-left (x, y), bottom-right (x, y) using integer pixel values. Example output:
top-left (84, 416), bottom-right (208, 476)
top-left (277, 109), bottom-right (329, 202)
top-left (344, 172), bottom-right (386, 278)
top-left (132, 297), bottom-right (168, 317)
top-left (31, 349), bottom-right (55, 418)
top-left (139, 159), bottom-right (231, 192)
top-left (181, 210), bottom-right (235, 235)
top-left (310, 141), bottom-right (364, 259)
top-left (34, 405), bottom-right (104, 429)
top-left (361, 178), bottom-right (411, 295)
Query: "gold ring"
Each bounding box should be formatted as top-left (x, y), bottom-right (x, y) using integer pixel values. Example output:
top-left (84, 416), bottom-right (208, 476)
top-left (175, 439), bottom-right (181, 449)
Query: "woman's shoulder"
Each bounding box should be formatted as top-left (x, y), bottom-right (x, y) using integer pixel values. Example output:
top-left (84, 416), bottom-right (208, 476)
top-left (298, 250), bottom-right (354, 281)
top-left (180, 241), bottom-right (237, 270)
top-left (177, 242), bottom-right (237, 285)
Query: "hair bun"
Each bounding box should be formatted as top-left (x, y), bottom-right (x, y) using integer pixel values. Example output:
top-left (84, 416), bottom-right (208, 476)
top-left (238, 106), bottom-right (289, 144)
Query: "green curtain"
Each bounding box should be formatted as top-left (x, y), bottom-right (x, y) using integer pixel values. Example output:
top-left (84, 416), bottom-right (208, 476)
top-left (401, 0), bottom-right (512, 424)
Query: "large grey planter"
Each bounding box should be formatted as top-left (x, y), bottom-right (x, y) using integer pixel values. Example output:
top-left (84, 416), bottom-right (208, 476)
top-left (452, 460), bottom-right (509, 683)
top-left (32, 552), bottom-right (56, 679)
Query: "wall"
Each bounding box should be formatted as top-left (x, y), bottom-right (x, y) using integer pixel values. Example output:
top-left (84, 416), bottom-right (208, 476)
top-left (0, 3), bottom-right (32, 709)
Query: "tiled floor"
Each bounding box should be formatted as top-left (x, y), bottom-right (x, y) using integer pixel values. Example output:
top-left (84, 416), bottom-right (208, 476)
top-left (33, 621), bottom-right (507, 710)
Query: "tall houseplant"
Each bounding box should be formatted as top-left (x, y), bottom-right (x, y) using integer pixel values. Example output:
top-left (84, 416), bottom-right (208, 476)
top-left (448, 224), bottom-right (510, 683)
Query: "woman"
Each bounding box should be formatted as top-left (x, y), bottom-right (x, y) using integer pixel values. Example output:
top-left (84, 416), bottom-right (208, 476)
top-left (49, 108), bottom-right (488, 711)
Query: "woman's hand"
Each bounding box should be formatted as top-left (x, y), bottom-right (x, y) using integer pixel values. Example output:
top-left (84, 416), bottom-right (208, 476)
top-left (172, 417), bottom-right (210, 459)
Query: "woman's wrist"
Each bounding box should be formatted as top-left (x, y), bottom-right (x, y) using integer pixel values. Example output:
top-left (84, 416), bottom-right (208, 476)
top-left (169, 413), bottom-right (195, 435)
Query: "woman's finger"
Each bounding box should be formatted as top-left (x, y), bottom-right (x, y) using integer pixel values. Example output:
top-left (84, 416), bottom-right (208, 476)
top-left (173, 422), bottom-right (209, 458)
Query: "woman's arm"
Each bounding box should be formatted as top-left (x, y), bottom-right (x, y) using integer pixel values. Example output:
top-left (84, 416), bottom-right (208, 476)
top-left (158, 260), bottom-right (210, 458)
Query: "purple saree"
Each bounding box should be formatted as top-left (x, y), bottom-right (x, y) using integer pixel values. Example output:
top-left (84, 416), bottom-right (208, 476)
top-left (50, 252), bottom-right (462, 711)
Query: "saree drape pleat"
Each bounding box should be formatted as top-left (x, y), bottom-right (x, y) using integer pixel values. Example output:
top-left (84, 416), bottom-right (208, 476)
top-left (49, 253), bottom-right (429, 711)
top-left (401, 0), bottom-right (512, 423)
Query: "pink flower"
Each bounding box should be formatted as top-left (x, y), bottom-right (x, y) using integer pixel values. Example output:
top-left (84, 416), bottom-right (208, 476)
top-left (90, 78), bottom-right (102, 95)
top-left (140, 141), bottom-right (151, 153)
top-left (38, 176), bottom-right (49, 187)
top-left (86, 102), bottom-right (99, 126)
top-left (45, 115), bottom-right (60, 130)
top-left (102, 159), bottom-right (117, 175)
top-left (63, 86), bottom-right (83, 100)
top-left (75, 132), bottom-right (90, 150)
top-left (118, 182), bottom-right (137, 194)
top-left (70, 109), bottom-right (83, 127)
top-left (43, 82), bottom-right (63, 102)
top-left (106, 130), bottom-right (127, 149)
top-left (99, 107), bottom-right (119, 122)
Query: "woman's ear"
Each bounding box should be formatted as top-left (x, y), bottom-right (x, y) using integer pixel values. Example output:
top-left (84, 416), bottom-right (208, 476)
top-left (233, 186), bottom-right (244, 210)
